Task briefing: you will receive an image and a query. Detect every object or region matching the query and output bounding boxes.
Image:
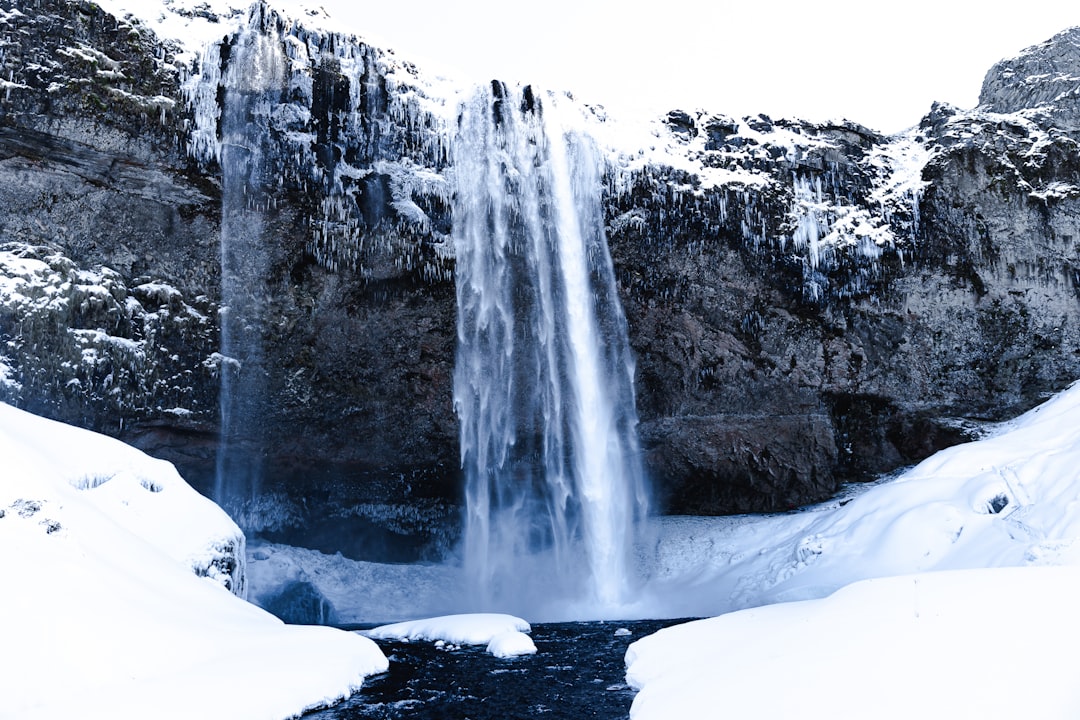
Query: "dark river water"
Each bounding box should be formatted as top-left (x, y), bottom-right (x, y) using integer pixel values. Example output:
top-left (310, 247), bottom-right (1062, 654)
top-left (303, 620), bottom-right (689, 720)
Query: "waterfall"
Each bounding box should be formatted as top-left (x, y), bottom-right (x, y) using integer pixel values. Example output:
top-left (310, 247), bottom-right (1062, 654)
top-left (453, 82), bottom-right (649, 616)
top-left (214, 9), bottom-right (284, 523)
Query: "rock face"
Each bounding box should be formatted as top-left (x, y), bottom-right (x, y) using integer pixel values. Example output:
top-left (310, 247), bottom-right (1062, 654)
top-left (979, 27), bottom-right (1080, 128)
top-left (608, 99), bottom-right (1080, 513)
top-left (0, 0), bottom-right (459, 555)
top-left (2, 1), bottom-right (1079, 555)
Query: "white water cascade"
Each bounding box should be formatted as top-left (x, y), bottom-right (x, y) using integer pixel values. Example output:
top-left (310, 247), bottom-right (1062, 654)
top-left (453, 83), bottom-right (650, 617)
top-left (213, 10), bottom-right (285, 521)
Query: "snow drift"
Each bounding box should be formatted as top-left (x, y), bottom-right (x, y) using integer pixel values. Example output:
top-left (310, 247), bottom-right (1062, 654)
top-left (0, 402), bottom-right (388, 719)
top-left (627, 380), bottom-right (1080, 718)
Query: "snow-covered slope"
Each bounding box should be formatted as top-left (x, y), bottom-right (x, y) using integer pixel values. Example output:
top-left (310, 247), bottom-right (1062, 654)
top-left (639, 380), bottom-right (1080, 617)
top-left (626, 381), bottom-right (1080, 717)
top-left (0, 403), bottom-right (387, 719)
top-left (626, 565), bottom-right (1080, 719)
top-left (0, 401), bottom-right (245, 590)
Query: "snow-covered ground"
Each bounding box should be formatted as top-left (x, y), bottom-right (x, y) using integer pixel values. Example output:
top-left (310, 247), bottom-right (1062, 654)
top-left (626, 565), bottom-right (1080, 719)
top-left (0, 402), bottom-right (387, 719)
top-left (8, 367), bottom-right (1080, 717)
top-left (625, 381), bottom-right (1080, 718)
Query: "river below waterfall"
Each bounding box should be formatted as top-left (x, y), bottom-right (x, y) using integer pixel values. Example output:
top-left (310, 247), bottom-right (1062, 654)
top-left (303, 619), bottom-right (688, 719)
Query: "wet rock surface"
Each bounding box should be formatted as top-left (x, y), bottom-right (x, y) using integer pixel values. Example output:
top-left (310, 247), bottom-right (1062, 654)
top-left (2, 1), bottom-right (1080, 545)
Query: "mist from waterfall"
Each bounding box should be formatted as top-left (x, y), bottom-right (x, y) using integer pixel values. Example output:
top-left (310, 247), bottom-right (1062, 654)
top-left (453, 82), bottom-right (650, 617)
top-left (214, 10), bottom-right (284, 523)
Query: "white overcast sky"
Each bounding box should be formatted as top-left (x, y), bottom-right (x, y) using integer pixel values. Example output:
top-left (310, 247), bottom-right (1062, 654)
top-left (320, 1), bottom-right (1078, 134)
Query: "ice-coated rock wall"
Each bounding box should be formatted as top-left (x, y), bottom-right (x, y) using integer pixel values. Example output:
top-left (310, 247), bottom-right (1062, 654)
top-left (2, 1), bottom-right (1080, 554)
top-left (182, 2), bottom-right (453, 282)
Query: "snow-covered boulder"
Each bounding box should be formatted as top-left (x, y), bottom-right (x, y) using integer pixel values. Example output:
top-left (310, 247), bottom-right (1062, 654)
top-left (486, 630), bottom-right (538, 659)
top-left (365, 613), bottom-right (534, 658)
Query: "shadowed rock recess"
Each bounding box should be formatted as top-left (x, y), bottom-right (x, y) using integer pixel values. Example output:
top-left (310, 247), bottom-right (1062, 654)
top-left (2, 2), bottom-right (1079, 557)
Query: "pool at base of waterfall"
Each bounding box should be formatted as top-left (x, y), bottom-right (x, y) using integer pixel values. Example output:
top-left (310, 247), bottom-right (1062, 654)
top-left (304, 619), bottom-right (688, 719)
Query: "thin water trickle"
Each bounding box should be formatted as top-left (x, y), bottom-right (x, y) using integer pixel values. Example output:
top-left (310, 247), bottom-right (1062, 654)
top-left (453, 83), bottom-right (650, 616)
top-left (214, 9), bottom-right (284, 522)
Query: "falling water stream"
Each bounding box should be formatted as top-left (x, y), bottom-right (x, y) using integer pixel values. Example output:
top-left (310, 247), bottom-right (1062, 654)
top-left (453, 83), bottom-right (650, 617)
top-left (206, 6), bottom-right (651, 618)
top-left (193, 16), bottom-right (659, 719)
top-left (214, 12), bottom-right (284, 522)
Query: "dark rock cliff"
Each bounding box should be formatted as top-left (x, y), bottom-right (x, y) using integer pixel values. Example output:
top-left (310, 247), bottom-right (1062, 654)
top-left (607, 82), bottom-right (1080, 513)
top-left (0, 0), bottom-right (458, 552)
top-left (2, 1), bottom-right (1079, 556)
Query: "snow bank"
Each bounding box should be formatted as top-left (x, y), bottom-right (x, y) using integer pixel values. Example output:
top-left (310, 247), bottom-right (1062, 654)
top-left (626, 566), bottom-right (1080, 719)
top-left (639, 380), bottom-right (1080, 618)
top-left (365, 613), bottom-right (534, 657)
top-left (0, 403), bottom-right (388, 719)
top-left (628, 381), bottom-right (1080, 718)
top-left (0, 401), bottom-right (245, 592)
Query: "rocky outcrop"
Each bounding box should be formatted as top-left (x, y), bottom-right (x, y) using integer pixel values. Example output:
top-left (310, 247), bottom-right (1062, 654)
top-left (0, 0), bottom-right (220, 440)
top-left (2, 1), bottom-right (1079, 553)
top-left (607, 95), bottom-right (1080, 512)
top-left (0, 1), bottom-right (460, 554)
top-left (979, 26), bottom-right (1080, 129)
